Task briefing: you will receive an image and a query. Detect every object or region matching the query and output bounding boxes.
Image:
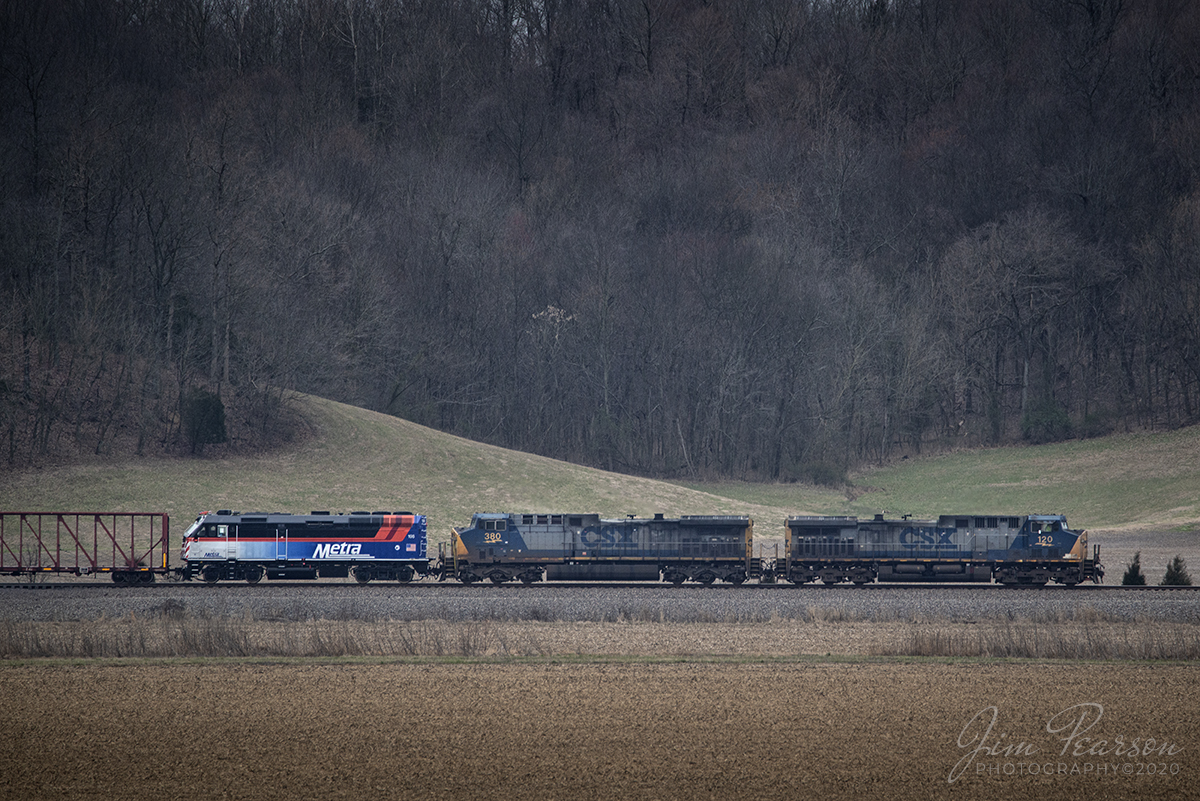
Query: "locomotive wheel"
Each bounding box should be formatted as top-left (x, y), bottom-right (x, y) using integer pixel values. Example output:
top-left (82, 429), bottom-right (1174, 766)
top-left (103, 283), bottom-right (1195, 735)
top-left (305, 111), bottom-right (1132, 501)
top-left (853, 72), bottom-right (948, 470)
top-left (489, 573), bottom-right (508, 585)
top-left (396, 567), bottom-right (414, 584)
top-left (201, 565), bottom-right (221, 584)
top-left (354, 567), bottom-right (373, 585)
top-left (662, 568), bottom-right (691, 587)
top-left (698, 573), bottom-right (716, 585)
top-left (245, 567), bottom-right (263, 585)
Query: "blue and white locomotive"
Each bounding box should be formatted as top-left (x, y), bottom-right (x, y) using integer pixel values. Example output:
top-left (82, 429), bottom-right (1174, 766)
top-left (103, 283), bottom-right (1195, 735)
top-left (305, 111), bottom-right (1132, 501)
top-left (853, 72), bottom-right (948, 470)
top-left (446, 512), bottom-right (754, 585)
top-left (781, 513), bottom-right (1102, 586)
top-left (181, 510), bottom-right (429, 583)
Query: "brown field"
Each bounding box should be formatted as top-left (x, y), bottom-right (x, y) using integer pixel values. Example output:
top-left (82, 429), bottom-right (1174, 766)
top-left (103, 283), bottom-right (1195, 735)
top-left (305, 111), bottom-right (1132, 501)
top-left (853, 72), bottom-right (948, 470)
top-left (2, 626), bottom-right (1198, 801)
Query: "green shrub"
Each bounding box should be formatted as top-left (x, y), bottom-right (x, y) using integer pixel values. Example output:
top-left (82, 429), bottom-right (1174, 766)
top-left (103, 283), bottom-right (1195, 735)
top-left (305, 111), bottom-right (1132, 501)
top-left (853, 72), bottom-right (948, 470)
top-left (184, 389), bottom-right (227, 454)
top-left (1078, 411), bottom-right (1114, 439)
top-left (1021, 398), bottom-right (1072, 444)
top-left (803, 461), bottom-right (847, 487)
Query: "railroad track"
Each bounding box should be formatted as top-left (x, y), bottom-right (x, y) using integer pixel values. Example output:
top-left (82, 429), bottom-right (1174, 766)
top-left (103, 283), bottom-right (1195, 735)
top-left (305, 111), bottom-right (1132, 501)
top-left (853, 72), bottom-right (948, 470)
top-left (2, 580), bottom-right (1197, 591)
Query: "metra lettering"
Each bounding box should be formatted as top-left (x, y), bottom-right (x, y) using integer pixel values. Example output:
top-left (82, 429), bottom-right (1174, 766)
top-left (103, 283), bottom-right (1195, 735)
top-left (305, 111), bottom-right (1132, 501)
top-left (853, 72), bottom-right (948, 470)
top-left (579, 527), bottom-right (636, 547)
top-left (311, 542), bottom-right (363, 558)
top-left (900, 527), bottom-right (955, 548)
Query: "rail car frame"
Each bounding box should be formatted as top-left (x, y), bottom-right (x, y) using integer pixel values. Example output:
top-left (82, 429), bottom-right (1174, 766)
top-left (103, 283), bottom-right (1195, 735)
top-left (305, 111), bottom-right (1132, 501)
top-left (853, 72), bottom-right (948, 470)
top-left (0, 512), bottom-right (170, 584)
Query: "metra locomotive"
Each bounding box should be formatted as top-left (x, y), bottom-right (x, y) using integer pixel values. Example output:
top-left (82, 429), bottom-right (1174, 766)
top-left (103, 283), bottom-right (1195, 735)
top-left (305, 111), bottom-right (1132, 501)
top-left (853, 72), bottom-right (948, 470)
top-left (181, 510), bottom-right (429, 583)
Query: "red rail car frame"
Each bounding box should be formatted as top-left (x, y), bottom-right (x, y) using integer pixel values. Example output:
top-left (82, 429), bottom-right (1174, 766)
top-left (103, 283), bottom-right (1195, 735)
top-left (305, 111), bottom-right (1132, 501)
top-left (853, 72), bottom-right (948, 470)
top-left (0, 513), bottom-right (170, 584)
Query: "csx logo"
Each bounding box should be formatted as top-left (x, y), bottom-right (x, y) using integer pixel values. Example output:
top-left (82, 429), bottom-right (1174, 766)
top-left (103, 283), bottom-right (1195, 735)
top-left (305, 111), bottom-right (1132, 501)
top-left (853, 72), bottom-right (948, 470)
top-left (900, 528), bottom-right (955, 549)
top-left (579, 527), bottom-right (636, 547)
top-left (312, 542), bottom-right (362, 558)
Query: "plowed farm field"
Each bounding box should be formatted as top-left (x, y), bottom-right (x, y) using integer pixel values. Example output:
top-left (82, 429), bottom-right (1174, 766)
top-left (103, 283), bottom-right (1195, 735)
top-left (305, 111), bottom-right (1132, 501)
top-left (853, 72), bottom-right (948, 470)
top-left (2, 659), bottom-right (1197, 801)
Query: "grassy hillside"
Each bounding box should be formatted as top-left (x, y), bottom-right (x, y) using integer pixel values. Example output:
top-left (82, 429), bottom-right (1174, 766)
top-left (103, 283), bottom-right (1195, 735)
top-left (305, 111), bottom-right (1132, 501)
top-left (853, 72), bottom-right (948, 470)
top-left (0, 395), bottom-right (808, 544)
top-left (683, 426), bottom-right (1200, 578)
top-left (688, 425), bottom-right (1200, 533)
top-left (2, 395), bottom-right (1198, 559)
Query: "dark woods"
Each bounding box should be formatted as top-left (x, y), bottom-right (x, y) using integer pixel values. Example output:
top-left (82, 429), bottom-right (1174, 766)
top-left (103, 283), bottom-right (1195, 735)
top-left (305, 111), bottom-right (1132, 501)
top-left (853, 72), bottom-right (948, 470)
top-left (1, 0), bottom-right (1197, 478)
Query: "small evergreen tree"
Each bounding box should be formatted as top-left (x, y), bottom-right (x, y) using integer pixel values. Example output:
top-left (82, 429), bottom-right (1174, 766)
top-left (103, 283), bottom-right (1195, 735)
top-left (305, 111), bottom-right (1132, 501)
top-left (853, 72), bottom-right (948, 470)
top-left (1162, 555), bottom-right (1193, 586)
top-left (1122, 551), bottom-right (1146, 585)
top-left (184, 389), bottom-right (227, 455)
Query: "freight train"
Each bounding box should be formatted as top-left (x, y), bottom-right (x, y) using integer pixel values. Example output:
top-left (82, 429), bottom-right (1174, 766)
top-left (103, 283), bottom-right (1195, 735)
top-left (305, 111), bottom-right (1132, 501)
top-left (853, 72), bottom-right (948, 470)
top-left (447, 511), bottom-right (1103, 587)
top-left (0, 509), bottom-right (1103, 587)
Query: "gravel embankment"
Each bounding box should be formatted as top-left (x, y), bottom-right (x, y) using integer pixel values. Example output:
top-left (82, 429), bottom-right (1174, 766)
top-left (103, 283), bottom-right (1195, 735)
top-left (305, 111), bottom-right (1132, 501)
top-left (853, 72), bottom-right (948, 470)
top-left (2, 583), bottom-right (1198, 623)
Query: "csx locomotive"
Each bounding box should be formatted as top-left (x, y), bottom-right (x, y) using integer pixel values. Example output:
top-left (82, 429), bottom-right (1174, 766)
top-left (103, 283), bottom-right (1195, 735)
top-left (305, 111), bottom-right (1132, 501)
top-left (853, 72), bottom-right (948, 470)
top-left (446, 512), bottom-right (754, 585)
top-left (178, 509), bottom-right (1102, 586)
top-left (779, 513), bottom-right (1102, 586)
top-left (447, 511), bottom-right (1102, 587)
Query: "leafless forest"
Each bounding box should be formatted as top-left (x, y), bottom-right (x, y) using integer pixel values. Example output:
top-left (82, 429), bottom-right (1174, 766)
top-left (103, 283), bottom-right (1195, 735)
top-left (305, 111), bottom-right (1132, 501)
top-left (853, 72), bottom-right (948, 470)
top-left (2, 0), bottom-right (1198, 479)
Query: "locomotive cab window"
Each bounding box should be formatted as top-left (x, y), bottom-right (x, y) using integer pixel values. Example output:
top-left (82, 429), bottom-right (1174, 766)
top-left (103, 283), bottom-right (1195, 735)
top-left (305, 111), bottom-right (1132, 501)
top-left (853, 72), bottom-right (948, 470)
top-left (483, 520), bottom-right (507, 532)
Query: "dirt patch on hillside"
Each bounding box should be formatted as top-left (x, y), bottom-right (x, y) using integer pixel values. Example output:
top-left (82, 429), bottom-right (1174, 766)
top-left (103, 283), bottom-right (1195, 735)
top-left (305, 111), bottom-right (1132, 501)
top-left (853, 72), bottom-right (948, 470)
top-left (1, 660), bottom-right (1196, 800)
